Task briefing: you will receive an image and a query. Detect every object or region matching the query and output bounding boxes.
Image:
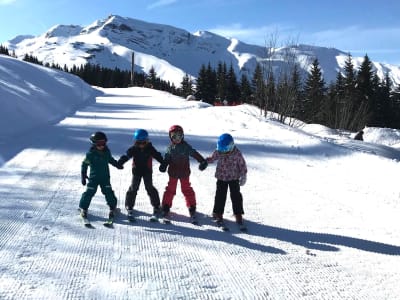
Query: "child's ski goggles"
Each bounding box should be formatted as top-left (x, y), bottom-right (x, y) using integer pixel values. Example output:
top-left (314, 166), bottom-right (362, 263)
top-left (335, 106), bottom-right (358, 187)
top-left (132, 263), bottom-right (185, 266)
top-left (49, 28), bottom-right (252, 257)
top-left (171, 132), bottom-right (183, 142)
top-left (95, 140), bottom-right (107, 147)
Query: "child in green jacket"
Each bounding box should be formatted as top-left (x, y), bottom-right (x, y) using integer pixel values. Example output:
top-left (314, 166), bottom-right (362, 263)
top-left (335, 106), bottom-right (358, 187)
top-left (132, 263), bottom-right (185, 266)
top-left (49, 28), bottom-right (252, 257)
top-left (79, 131), bottom-right (123, 219)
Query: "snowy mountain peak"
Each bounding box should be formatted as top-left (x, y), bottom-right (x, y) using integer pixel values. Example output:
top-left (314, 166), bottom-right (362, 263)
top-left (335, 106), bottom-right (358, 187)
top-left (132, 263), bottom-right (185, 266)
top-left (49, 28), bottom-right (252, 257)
top-left (44, 24), bottom-right (83, 38)
top-left (4, 14), bottom-right (400, 87)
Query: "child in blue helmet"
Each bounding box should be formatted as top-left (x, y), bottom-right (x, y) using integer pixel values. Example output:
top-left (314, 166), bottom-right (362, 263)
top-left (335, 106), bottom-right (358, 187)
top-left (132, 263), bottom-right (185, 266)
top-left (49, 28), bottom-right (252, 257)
top-left (117, 129), bottom-right (164, 220)
top-left (206, 133), bottom-right (247, 227)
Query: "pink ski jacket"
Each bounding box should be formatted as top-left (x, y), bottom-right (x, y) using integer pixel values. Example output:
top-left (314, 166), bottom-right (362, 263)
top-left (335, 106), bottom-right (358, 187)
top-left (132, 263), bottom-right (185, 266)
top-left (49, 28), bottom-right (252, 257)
top-left (207, 147), bottom-right (247, 181)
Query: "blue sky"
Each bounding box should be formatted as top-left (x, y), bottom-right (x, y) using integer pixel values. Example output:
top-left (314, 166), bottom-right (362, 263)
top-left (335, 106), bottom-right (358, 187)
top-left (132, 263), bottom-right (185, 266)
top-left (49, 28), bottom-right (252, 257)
top-left (1, 0), bottom-right (399, 65)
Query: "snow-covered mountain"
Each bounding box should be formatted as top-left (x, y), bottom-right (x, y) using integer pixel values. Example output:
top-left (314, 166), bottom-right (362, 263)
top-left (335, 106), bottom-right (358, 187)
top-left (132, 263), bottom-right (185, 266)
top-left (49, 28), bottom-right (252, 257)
top-left (4, 14), bottom-right (400, 87)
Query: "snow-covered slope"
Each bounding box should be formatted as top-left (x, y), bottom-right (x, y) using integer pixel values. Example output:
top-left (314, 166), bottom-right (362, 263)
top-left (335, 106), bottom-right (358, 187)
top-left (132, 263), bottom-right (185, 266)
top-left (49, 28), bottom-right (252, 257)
top-left (1, 53), bottom-right (400, 299)
top-left (4, 15), bottom-right (400, 87)
top-left (0, 54), bottom-right (98, 139)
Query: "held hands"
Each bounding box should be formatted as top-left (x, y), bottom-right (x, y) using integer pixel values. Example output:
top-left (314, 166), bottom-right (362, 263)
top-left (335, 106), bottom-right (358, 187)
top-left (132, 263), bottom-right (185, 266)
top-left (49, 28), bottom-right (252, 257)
top-left (159, 163), bottom-right (167, 173)
top-left (115, 158), bottom-right (124, 170)
top-left (239, 174), bottom-right (247, 186)
top-left (81, 173), bottom-right (88, 186)
top-left (199, 160), bottom-right (208, 171)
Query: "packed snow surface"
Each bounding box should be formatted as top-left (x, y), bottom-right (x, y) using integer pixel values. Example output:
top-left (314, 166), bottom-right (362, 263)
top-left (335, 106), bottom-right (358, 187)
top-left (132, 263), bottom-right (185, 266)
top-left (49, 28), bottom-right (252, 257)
top-left (1, 56), bottom-right (400, 299)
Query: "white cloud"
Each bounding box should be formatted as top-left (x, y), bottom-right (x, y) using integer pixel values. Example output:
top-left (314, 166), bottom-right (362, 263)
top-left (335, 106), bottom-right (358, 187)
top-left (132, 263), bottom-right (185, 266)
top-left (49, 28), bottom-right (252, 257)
top-left (0, 0), bottom-right (16, 4)
top-left (147, 0), bottom-right (177, 10)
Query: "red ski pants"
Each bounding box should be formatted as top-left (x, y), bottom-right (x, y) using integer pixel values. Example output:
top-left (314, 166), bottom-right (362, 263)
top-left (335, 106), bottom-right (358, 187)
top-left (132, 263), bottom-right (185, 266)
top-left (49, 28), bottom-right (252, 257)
top-left (162, 177), bottom-right (196, 208)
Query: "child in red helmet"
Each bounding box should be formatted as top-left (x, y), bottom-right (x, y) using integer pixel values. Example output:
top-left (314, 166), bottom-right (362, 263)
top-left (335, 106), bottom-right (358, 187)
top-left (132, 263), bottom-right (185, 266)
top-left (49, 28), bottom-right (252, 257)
top-left (159, 125), bottom-right (208, 222)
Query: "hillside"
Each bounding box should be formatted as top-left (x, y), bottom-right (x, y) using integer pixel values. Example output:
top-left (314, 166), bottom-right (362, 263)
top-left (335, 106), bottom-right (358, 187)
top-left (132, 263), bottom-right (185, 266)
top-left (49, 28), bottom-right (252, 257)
top-left (4, 14), bottom-right (400, 87)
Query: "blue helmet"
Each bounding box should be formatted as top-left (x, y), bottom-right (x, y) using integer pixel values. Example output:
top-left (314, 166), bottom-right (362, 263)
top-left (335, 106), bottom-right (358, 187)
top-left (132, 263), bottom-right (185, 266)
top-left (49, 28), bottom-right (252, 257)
top-left (217, 133), bottom-right (234, 153)
top-left (133, 129), bottom-right (149, 142)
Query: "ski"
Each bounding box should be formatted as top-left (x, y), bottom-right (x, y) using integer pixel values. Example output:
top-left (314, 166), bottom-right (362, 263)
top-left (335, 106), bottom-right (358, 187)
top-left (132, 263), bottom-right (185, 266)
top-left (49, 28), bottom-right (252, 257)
top-left (216, 220), bottom-right (229, 231)
top-left (81, 217), bottom-right (94, 228)
top-left (190, 215), bottom-right (199, 225)
top-left (127, 211), bottom-right (136, 223)
top-left (162, 217), bottom-right (171, 224)
top-left (103, 218), bottom-right (114, 228)
top-left (149, 215), bottom-right (159, 222)
top-left (79, 209), bottom-right (94, 228)
top-left (238, 223), bottom-right (247, 232)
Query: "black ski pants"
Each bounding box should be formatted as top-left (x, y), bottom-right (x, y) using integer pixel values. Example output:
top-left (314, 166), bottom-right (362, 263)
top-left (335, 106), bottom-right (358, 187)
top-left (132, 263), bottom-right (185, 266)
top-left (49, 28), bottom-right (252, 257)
top-left (212, 179), bottom-right (244, 216)
top-left (125, 172), bottom-right (160, 210)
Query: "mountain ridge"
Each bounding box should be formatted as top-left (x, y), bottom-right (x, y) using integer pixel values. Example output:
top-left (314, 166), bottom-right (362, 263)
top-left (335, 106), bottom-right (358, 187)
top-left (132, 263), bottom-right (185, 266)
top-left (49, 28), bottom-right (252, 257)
top-left (4, 14), bottom-right (400, 87)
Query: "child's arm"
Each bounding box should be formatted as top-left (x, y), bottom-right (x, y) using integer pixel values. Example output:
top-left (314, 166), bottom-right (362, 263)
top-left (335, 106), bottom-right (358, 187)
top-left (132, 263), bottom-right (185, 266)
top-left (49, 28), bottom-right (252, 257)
top-left (107, 149), bottom-right (123, 169)
top-left (159, 148), bottom-right (170, 173)
top-left (150, 145), bottom-right (164, 164)
top-left (237, 151), bottom-right (247, 186)
top-left (206, 150), bottom-right (218, 163)
top-left (117, 147), bottom-right (133, 167)
top-left (81, 155), bottom-right (90, 185)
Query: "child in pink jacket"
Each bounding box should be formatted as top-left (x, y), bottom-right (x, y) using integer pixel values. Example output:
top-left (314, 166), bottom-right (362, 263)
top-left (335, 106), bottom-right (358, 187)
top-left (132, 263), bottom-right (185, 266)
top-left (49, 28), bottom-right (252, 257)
top-left (207, 133), bottom-right (247, 227)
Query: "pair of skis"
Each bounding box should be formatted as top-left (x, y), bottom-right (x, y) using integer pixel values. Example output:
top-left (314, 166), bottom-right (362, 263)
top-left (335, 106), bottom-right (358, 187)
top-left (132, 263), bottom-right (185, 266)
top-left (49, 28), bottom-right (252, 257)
top-left (81, 211), bottom-right (247, 232)
top-left (81, 215), bottom-right (114, 228)
top-left (215, 219), bottom-right (247, 232)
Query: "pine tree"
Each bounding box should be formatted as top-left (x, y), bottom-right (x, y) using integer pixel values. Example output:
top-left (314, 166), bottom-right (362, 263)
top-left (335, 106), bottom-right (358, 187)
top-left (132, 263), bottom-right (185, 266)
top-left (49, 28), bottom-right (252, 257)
top-left (216, 62), bottom-right (227, 103)
top-left (225, 63), bottom-right (240, 104)
top-left (180, 74), bottom-right (194, 97)
top-left (303, 58), bottom-right (325, 123)
top-left (195, 63), bottom-right (217, 104)
top-left (356, 55), bottom-right (375, 125)
top-left (252, 63), bottom-right (266, 114)
top-left (240, 74), bottom-right (252, 104)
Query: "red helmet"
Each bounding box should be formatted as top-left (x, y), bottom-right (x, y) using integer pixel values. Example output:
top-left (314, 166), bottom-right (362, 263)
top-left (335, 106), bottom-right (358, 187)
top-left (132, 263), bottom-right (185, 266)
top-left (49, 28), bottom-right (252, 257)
top-left (169, 125), bottom-right (184, 143)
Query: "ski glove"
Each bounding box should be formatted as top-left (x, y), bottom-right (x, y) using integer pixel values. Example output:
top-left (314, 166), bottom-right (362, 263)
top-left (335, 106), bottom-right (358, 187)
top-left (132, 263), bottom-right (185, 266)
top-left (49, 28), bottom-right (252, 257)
top-left (239, 174), bottom-right (247, 186)
top-left (199, 160), bottom-right (208, 171)
top-left (116, 162), bottom-right (124, 170)
top-left (159, 163), bottom-right (168, 173)
top-left (81, 173), bottom-right (88, 186)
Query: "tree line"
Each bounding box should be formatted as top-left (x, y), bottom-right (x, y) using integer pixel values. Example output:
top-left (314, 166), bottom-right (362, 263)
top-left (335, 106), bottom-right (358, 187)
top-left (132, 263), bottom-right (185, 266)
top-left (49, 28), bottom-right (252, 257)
top-left (1, 44), bottom-right (400, 130)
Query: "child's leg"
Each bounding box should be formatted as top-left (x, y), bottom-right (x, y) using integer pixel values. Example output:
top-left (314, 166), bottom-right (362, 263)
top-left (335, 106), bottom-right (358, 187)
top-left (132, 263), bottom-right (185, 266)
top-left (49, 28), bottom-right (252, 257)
top-left (229, 180), bottom-right (244, 219)
top-left (143, 173), bottom-right (161, 209)
top-left (79, 180), bottom-right (98, 210)
top-left (180, 177), bottom-right (196, 208)
top-left (213, 180), bottom-right (228, 218)
top-left (100, 181), bottom-right (118, 210)
top-left (161, 177), bottom-right (178, 213)
top-left (125, 174), bottom-right (142, 210)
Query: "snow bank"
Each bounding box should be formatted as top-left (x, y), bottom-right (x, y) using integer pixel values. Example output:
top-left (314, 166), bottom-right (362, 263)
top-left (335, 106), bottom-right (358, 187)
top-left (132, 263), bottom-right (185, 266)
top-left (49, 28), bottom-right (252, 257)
top-left (0, 55), bottom-right (98, 140)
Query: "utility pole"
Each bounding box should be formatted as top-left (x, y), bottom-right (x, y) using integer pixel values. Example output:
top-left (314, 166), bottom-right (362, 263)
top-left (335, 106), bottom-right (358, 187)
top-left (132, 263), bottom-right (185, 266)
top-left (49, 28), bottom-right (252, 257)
top-left (130, 51), bottom-right (135, 86)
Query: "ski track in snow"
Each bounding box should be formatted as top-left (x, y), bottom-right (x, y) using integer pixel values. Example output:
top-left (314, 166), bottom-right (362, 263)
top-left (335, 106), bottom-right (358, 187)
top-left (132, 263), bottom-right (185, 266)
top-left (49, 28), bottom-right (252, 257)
top-left (0, 87), bottom-right (400, 299)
